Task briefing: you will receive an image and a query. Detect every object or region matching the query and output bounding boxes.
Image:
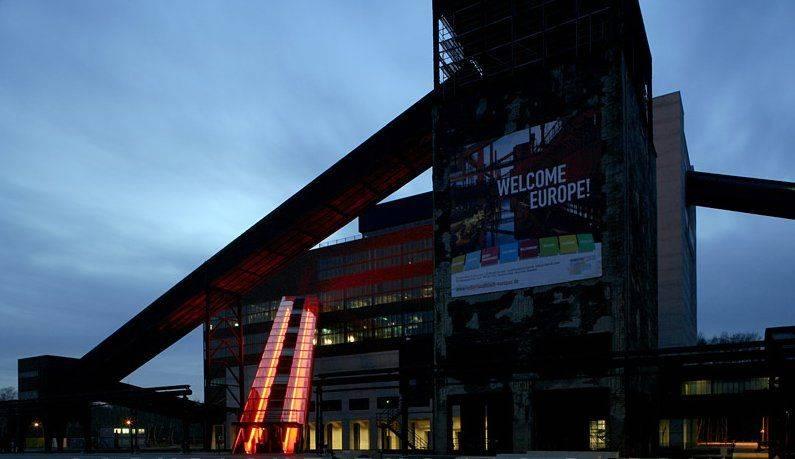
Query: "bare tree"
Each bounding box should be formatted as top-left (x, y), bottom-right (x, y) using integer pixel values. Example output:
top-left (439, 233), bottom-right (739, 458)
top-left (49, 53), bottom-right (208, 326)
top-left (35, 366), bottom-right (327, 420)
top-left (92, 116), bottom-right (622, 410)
top-left (697, 331), bottom-right (761, 346)
top-left (0, 387), bottom-right (16, 401)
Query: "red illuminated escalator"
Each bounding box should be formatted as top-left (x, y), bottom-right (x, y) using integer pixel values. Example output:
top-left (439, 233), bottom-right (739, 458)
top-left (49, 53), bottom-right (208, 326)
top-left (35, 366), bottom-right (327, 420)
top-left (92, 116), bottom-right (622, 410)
top-left (233, 296), bottom-right (318, 454)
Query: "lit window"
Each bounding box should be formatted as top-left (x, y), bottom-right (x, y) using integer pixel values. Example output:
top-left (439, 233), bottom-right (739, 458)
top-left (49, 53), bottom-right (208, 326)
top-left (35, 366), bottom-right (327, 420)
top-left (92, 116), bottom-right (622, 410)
top-left (659, 419), bottom-right (670, 447)
top-left (589, 419), bottom-right (606, 450)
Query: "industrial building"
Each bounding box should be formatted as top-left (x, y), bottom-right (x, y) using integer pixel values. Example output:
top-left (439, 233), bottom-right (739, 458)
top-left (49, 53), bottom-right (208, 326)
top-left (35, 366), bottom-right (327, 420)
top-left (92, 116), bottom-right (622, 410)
top-left (205, 86), bottom-right (696, 452)
top-left (2, 0), bottom-right (794, 457)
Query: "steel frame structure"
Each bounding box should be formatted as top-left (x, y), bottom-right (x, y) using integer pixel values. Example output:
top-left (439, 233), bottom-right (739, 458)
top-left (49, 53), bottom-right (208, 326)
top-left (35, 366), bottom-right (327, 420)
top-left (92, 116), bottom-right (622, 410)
top-left (203, 287), bottom-right (245, 450)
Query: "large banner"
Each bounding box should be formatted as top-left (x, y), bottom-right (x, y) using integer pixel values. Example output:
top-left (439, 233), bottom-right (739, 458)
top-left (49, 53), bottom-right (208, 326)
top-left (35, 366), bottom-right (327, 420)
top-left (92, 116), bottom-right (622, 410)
top-left (449, 111), bottom-right (604, 297)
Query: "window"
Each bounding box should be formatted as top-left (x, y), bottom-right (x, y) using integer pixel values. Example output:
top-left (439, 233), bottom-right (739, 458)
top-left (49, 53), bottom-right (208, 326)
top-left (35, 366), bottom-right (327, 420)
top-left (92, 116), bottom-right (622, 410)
top-left (405, 311), bottom-right (433, 336)
top-left (589, 419), bottom-right (606, 450)
top-left (349, 398), bottom-right (369, 410)
top-left (350, 420), bottom-right (370, 450)
top-left (373, 315), bottom-right (402, 339)
top-left (245, 300), bottom-right (279, 324)
top-left (410, 419), bottom-right (431, 450)
top-left (681, 379), bottom-right (710, 396)
top-left (319, 290), bottom-right (345, 312)
top-left (321, 400), bottom-right (342, 412)
top-left (379, 425), bottom-right (400, 450)
top-left (659, 419), bottom-right (670, 447)
top-left (306, 423), bottom-right (316, 450)
top-left (325, 421), bottom-right (343, 450)
top-left (319, 325), bottom-right (345, 346)
top-left (451, 406), bottom-right (461, 451)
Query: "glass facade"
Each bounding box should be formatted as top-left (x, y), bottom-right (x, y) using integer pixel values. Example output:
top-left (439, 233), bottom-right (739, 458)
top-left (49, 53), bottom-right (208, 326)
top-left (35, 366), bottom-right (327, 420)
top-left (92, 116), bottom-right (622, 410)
top-left (319, 310), bottom-right (433, 346)
top-left (318, 275), bottom-right (432, 313)
top-left (207, 221), bottom-right (435, 452)
top-left (229, 226), bottom-right (434, 352)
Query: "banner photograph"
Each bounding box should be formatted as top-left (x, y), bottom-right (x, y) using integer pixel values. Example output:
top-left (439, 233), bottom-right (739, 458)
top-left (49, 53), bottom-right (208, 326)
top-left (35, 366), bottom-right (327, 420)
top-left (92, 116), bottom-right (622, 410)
top-left (449, 110), bottom-right (604, 297)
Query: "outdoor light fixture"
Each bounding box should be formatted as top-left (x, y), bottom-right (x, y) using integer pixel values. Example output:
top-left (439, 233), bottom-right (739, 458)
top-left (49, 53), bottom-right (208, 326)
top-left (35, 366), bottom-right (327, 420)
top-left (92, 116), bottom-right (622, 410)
top-left (125, 419), bottom-right (132, 426)
top-left (32, 421), bottom-right (40, 428)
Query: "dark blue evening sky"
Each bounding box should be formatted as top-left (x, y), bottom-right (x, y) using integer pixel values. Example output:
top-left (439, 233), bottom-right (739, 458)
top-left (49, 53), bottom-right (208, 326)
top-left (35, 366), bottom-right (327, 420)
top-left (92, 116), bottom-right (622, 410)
top-left (1, 1), bottom-right (793, 396)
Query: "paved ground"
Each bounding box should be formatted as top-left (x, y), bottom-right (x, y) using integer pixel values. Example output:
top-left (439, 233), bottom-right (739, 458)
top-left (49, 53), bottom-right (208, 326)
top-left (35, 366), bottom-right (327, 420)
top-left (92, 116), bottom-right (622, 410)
top-left (0, 454), bottom-right (327, 459)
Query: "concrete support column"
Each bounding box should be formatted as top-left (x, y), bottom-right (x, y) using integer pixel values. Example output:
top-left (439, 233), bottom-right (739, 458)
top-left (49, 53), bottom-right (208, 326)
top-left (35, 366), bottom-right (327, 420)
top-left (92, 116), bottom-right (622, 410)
top-left (432, 381), bottom-right (448, 454)
top-left (314, 382), bottom-right (323, 453)
top-left (668, 418), bottom-right (684, 449)
top-left (15, 414), bottom-right (28, 453)
top-left (369, 415), bottom-right (378, 451)
top-left (55, 417), bottom-right (65, 452)
top-left (43, 411), bottom-right (52, 453)
top-left (181, 416), bottom-right (190, 453)
top-left (341, 419), bottom-right (350, 451)
top-left (511, 377), bottom-right (533, 452)
top-left (608, 374), bottom-right (627, 454)
top-left (399, 395), bottom-right (409, 451)
top-left (82, 403), bottom-right (93, 453)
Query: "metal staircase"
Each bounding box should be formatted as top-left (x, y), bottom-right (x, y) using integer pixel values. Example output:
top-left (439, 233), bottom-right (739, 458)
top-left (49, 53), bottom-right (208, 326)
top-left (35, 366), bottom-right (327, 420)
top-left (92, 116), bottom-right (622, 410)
top-left (376, 404), bottom-right (429, 451)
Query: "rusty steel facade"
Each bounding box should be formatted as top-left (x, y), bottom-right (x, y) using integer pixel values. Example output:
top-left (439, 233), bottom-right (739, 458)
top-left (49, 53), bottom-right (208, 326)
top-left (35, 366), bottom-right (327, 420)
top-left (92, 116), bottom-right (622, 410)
top-left (432, 0), bottom-right (657, 454)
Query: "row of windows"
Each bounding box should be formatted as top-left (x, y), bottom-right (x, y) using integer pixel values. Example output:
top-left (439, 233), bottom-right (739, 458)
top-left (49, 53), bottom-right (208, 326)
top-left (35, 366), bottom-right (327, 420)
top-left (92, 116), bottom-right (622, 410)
top-left (310, 396), bottom-right (399, 412)
top-left (318, 239), bottom-right (431, 271)
top-left (317, 239), bottom-right (432, 280)
top-left (210, 311), bottom-right (433, 358)
top-left (305, 418), bottom-right (430, 451)
top-left (233, 275), bottom-right (433, 327)
top-left (207, 300), bottom-right (280, 331)
top-left (681, 377), bottom-right (769, 396)
top-left (318, 311), bottom-right (433, 346)
top-left (244, 300), bottom-right (281, 325)
top-left (319, 275), bottom-right (433, 313)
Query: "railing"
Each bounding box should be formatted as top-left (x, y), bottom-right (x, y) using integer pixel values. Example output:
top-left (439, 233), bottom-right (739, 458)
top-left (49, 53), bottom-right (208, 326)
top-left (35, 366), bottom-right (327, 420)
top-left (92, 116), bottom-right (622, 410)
top-left (376, 404), bottom-right (429, 451)
top-left (314, 233), bottom-right (363, 249)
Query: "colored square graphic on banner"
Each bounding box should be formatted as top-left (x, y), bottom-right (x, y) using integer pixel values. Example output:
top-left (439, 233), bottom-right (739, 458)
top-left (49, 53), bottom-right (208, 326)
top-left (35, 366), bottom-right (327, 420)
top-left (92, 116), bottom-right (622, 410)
top-left (539, 237), bottom-right (560, 256)
top-left (481, 247), bottom-right (499, 266)
top-left (451, 255), bottom-right (466, 273)
top-left (464, 251), bottom-right (481, 271)
top-left (577, 233), bottom-right (595, 252)
top-left (559, 235), bottom-right (579, 254)
top-left (519, 239), bottom-right (539, 259)
top-left (499, 243), bottom-right (519, 263)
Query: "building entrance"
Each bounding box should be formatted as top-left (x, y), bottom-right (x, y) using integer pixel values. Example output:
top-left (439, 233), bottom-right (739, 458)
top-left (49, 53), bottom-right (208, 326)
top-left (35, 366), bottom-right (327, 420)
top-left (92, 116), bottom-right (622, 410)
top-left (534, 388), bottom-right (610, 451)
top-left (449, 392), bottom-right (512, 454)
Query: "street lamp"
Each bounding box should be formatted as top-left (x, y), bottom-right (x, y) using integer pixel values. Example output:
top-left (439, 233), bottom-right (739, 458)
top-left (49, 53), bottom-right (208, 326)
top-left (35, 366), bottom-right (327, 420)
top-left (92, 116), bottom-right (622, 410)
top-left (124, 418), bottom-right (135, 452)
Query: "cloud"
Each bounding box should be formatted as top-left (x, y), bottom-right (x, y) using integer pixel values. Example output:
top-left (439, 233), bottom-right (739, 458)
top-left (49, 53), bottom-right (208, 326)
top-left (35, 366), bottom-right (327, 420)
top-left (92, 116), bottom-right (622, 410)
top-left (0, 0), bottom-right (791, 393)
top-left (641, 0), bottom-right (795, 337)
top-left (0, 0), bottom-right (432, 392)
